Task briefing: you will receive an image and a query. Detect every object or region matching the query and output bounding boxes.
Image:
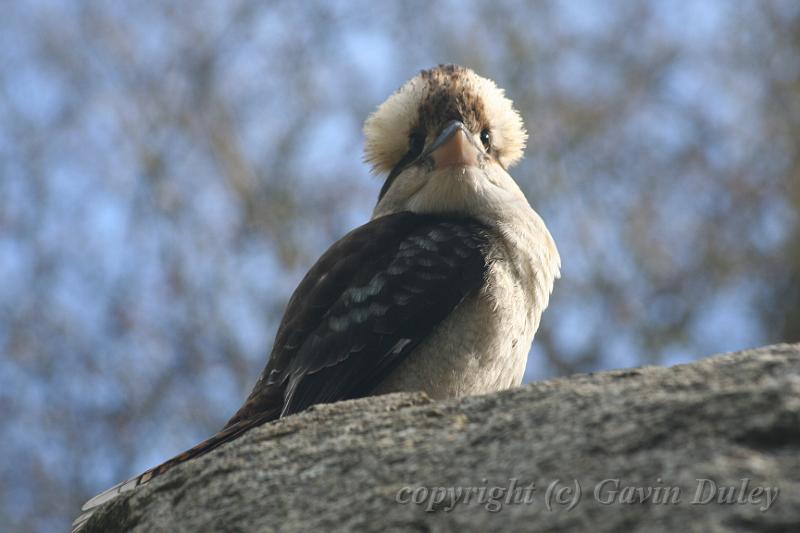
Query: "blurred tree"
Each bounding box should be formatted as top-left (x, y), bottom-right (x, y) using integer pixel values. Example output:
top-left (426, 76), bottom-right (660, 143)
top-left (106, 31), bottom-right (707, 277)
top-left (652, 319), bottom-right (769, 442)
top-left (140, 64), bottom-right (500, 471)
top-left (0, 1), bottom-right (797, 531)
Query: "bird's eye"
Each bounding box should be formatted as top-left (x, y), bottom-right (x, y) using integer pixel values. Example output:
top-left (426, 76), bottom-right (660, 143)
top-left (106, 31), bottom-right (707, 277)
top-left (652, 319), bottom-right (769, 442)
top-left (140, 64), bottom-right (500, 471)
top-left (480, 128), bottom-right (491, 150)
top-left (408, 132), bottom-right (425, 159)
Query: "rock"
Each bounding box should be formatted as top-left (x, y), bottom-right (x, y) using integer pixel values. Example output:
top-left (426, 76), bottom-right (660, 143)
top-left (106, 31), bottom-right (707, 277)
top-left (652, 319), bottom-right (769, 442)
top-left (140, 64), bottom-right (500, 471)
top-left (82, 344), bottom-right (800, 532)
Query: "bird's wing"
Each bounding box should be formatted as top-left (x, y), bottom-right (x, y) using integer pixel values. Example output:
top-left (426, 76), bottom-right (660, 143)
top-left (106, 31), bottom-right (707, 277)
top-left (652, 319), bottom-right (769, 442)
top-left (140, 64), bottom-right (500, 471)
top-left (228, 211), bottom-right (493, 423)
top-left (74, 212), bottom-right (492, 531)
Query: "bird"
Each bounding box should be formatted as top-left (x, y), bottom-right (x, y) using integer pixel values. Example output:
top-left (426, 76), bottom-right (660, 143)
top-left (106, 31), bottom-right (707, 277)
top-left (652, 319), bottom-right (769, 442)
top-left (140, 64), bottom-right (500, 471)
top-left (73, 64), bottom-right (560, 530)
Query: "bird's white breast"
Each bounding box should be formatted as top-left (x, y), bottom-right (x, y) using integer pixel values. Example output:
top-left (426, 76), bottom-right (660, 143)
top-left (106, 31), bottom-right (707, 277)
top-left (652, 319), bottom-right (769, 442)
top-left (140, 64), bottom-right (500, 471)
top-left (373, 264), bottom-right (528, 397)
top-left (373, 206), bottom-right (558, 399)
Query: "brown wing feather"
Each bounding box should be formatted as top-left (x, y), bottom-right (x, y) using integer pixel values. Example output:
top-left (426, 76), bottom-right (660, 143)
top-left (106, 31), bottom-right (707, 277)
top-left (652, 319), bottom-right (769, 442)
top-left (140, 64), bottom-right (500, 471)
top-left (75, 212), bottom-right (492, 531)
top-left (224, 212), bottom-right (491, 424)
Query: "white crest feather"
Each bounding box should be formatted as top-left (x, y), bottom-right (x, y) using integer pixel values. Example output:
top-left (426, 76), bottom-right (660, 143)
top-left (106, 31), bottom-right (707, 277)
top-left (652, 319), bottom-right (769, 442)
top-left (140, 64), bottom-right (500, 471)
top-left (363, 65), bottom-right (527, 174)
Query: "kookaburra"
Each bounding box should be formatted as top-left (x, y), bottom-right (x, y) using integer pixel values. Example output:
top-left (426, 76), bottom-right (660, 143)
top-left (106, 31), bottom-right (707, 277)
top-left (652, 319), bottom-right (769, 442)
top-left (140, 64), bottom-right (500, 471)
top-left (74, 64), bottom-right (559, 529)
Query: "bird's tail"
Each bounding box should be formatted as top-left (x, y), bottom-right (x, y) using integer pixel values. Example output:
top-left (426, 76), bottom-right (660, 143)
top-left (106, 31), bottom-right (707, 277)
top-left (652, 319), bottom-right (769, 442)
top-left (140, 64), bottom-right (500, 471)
top-left (72, 406), bottom-right (281, 532)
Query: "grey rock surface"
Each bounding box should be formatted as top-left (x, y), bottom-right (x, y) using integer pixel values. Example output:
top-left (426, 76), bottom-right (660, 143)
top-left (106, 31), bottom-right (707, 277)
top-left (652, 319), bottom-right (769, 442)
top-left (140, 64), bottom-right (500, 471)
top-left (83, 344), bottom-right (800, 532)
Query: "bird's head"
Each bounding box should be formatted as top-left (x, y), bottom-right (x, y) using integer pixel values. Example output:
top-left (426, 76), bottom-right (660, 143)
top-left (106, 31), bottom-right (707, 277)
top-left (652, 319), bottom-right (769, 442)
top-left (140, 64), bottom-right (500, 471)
top-left (365, 65), bottom-right (529, 219)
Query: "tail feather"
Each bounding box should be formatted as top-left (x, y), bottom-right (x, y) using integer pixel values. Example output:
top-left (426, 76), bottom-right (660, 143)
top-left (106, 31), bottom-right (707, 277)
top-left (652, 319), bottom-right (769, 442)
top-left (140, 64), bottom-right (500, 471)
top-left (73, 407), bottom-right (280, 532)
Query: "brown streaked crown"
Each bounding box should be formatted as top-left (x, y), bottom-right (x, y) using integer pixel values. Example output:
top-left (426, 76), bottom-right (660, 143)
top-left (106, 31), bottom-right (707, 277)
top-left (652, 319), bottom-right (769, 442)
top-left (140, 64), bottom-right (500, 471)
top-left (363, 65), bottom-right (528, 174)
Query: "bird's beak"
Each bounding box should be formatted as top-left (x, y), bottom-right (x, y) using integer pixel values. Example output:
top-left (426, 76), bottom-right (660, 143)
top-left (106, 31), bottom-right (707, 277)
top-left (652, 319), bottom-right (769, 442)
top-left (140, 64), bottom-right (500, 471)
top-left (424, 121), bottom-right (482, 170)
